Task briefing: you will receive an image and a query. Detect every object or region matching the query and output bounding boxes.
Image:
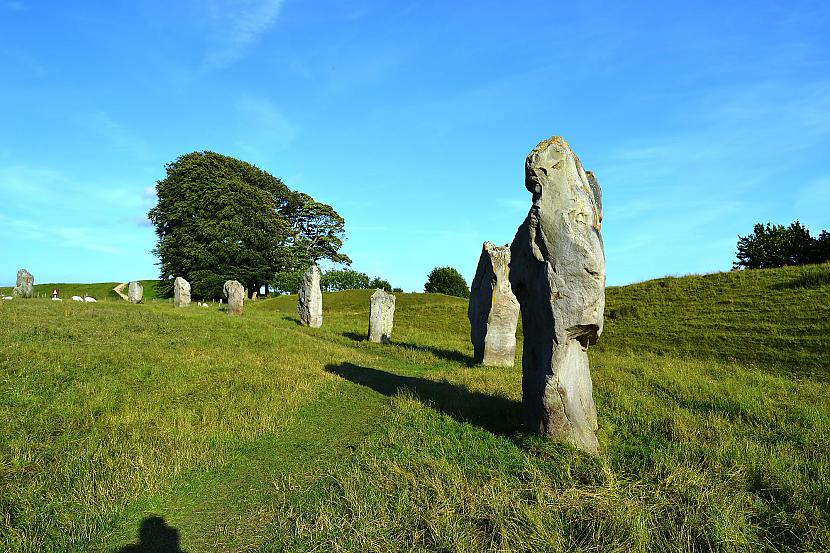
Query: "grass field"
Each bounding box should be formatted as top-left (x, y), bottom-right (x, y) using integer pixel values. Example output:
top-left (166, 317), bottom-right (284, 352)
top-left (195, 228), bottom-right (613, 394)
top-left (1, 264), bottom-right (828, 552)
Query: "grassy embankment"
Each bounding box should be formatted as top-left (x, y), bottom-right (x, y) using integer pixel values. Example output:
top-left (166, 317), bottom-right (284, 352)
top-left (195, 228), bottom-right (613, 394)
top-left (1, 264), bottom-right (828, 552)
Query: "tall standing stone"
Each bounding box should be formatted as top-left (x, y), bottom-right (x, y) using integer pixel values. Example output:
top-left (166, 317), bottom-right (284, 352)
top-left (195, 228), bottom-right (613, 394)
top-left (128, 281), bottom-right (144, 304)
top-left (13, 269), bottom-right (34, 298)
top-left (297, 265), bottom-right (322, 327)
top-left (173, 277), bottom-right (191, 308)
top-left (468, 242), bottom-right (520, 366)
top-left (223, 280), bottom-right (244, 316)
top-left (368, 289), bottom-right (396, 343)
top-left (509, 136), bottom-right (605, 454)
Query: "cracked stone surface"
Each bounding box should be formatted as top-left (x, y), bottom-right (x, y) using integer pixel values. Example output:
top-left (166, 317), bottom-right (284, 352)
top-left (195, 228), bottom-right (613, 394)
top-left (509, 136), bottom-right (605, 454)
top-left (128, 281), bottom-right (144, 304)
top-left (368, 289), bottom-right (395, 343)
top-left (223, 280), bottom-right (244, 316)
top-left (173, 277), bottom-right (191, 308)
top-left (298, 265), bottom-right (322, 328)
top-left (468, 242), bottom-right (519, 366)
top-left (13, 269), bottom-right (33, 298)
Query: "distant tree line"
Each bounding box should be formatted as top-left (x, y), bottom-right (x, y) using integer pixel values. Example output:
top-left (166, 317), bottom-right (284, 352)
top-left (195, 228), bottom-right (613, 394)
top-left (735, 221), bottom-right (829, 270)
top-left (149, 152), bottom-right (350, 299)
top-left (271, 267), bottom-right (399, 294)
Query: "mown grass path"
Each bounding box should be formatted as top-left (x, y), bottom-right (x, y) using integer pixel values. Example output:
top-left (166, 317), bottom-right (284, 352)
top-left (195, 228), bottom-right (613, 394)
top-left (97, 378), bottom-right (390, 552)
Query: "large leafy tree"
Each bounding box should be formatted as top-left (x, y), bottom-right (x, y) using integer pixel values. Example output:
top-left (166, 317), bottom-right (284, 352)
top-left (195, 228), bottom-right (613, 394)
top-left (277, 192), bottom-right (352, 271)
top-left (424, 266), bottom-right (469, 298)
top-left (149, 152), bottom-right (349, 299)
top-left (734, 221), bottom-right (826, 269)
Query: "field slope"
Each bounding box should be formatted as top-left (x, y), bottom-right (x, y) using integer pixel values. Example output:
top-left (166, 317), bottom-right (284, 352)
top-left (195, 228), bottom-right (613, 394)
top-left (1, 264), bottom-right (828, 552)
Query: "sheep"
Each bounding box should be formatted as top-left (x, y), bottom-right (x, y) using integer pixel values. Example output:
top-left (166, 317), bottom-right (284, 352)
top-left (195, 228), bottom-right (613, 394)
top-left (1, 296), bottom-right (12, 300)
top-left (72, 296), bottom-right (83, 301)
top-left (202, 302), bottom-right (209, 308)
top-left (84, 296), bottom-right (97, 303)
top-left (51, 297), bottom-right (63, 302)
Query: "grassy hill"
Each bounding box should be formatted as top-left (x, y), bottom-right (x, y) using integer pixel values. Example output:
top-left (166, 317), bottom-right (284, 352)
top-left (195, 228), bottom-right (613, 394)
top-left (0, 265), bottom-right (828, 552)
top-left (0, 280), bottom-right (162, 302)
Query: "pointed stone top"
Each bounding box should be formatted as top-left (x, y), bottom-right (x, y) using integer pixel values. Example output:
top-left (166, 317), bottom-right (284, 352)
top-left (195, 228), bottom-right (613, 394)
top-left (529, 135), bottom-right (570, 156)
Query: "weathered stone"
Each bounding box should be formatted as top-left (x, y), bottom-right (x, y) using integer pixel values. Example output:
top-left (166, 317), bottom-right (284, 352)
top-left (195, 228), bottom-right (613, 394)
top-left (297, 265), bottom-right (322, 327)
top-left (468, 242), bottom-right (520, 366)
top-left (128, 281), bottom-right (144, 304)
top-left (509, 136), bottom-right (605, 454)
top-left (223, 280), bottom-right (244, 316)
top-left (12, 269), bottom-right (33, 298)
top-left (173, 277), bottom-right (191, 308)
top-left (368, 289), bottom-right (396, 343)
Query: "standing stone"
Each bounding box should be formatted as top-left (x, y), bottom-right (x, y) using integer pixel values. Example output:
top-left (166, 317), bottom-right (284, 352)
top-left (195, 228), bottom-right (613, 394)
top-left (297, 265), bottom-right (322, 327)
top-left (509, 136), bottom-right (605, 454)
top-left (13, 269), bottom-right (34, 298)
top-left (128, 281), bottom-right (144, 304)
top-left (223, 280), bottom-right (244, 316)
top-left (468, 242), bottom-right (520, 366)
top-left (368, 289), bottom-right (396, 343)
top-left (173, 277), bottom-right (191, 308)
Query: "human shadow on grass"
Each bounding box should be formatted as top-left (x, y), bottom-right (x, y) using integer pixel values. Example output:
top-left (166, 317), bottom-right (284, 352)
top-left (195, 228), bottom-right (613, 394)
top-left (326, 362), bottom-right (521, 436)
top-left (340, 332), bottom-right (474, 366)
top-left (115, 516), bottom-right (187, 553)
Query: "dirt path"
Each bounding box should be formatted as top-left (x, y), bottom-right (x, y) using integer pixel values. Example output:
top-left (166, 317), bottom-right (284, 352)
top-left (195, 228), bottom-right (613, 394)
top-left (113, 283), bottom-right (129, 301)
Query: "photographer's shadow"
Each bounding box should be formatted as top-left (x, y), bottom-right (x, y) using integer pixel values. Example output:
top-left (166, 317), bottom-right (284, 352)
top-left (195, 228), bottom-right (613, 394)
top-left (116, 516), bottom-right (187, 553)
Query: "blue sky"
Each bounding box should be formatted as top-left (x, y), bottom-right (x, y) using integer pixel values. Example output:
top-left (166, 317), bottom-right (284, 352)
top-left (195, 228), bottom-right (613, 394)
top-left (1, 0), bottom-right (829, 291)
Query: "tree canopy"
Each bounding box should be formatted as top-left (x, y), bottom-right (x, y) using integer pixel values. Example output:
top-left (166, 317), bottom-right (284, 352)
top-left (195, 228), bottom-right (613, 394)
top-left (148, 152), bottom-right (349, 298)
top-left (424, 266), bottom-right (469, 298)
top-left (734, 221), bottom-right (829, 270)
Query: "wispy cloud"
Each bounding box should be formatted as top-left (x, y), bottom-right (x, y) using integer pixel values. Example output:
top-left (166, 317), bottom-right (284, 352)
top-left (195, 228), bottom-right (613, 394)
top-left (2, 1), bottom-right (24, 11)
top-left (234, 94), bottom-right (298, 156)
top-left (0, 45), bottom-right (44, 78)
top-left (0, 214), bottom-right (48, 241)
top-left (56, 227), bottom-right (127, 255)
top-left (496, 198), bottom-right (529, 214)
top-left (203, 0), bottom-right (284, 67)
top-left (86, 111), bottom-right (153, 160)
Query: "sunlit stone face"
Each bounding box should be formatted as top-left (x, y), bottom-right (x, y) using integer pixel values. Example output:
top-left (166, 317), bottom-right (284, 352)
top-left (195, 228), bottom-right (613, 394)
top-left (524, 137), bottom-right (605, 346)
top-left (510, 136), bottom-right (606, 454)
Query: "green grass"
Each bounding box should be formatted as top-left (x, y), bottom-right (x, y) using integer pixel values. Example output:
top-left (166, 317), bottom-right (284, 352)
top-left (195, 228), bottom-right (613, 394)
top-left (1, 265), bottom-right (828, 551)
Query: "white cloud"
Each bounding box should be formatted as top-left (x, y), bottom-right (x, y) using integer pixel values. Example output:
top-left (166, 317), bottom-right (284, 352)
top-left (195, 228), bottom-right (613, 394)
top-left (203, 0), bottom-right (284, 67)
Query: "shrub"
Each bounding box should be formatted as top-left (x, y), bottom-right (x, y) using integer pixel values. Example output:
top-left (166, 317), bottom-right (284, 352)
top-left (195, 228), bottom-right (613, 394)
top-left (424, 267), bottom-right (469, 298)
